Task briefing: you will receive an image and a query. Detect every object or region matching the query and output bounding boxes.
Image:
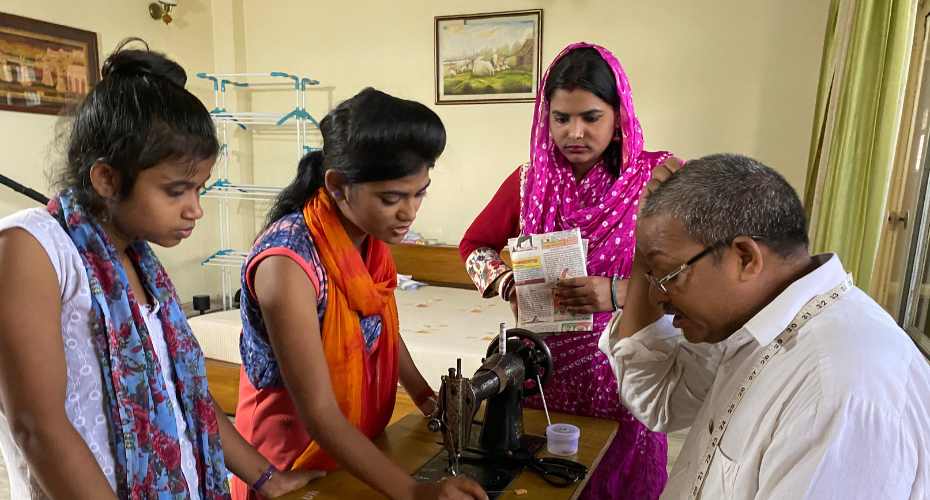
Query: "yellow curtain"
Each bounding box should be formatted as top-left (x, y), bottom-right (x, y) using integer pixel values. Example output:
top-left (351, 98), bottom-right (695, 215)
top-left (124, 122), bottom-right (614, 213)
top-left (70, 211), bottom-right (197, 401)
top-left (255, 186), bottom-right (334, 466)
top-left (805, 0), bottom-right (917, 291)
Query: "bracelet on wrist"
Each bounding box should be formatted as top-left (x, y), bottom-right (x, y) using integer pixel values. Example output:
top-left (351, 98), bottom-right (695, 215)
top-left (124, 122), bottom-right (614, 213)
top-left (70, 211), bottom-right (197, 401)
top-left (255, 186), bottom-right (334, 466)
top-left (498, 272), bottom-right (515, 302)
top-left (610, 276), bottom-right (620, 310)
top-left (252, 463), bottom-right (277, 493)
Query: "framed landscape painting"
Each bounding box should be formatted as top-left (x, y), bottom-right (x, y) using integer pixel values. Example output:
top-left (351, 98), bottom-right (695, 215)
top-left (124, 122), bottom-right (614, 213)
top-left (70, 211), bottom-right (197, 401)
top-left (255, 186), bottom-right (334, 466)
top-left (435, 9), bottom-right (542, 105)
top-left (0, 12), bottom-right (99, 115)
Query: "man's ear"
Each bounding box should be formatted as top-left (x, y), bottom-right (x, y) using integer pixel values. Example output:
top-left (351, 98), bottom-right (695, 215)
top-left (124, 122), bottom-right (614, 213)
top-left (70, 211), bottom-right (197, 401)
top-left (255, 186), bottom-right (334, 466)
top-left (731, 236), bottom-right (764, 281)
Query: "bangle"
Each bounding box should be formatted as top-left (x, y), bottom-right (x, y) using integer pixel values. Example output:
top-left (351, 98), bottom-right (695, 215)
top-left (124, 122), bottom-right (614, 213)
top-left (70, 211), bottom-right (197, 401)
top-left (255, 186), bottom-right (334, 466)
top-left (499, 272), bottom-right (515, 302)
top-left (610, 277), bottom-right (619, 310)
top-left (252, 463), bottom-right (277, 493)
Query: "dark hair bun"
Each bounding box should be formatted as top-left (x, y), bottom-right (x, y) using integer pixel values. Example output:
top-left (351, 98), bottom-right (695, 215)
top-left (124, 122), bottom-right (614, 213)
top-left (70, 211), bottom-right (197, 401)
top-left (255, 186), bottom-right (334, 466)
top-left (101, 37), bottom-right (187, 87)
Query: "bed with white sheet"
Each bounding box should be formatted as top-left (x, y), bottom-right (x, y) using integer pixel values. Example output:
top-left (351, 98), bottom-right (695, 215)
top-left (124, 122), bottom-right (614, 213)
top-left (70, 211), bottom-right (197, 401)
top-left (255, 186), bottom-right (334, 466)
top-left (189, 277), bottom-right (510, 390)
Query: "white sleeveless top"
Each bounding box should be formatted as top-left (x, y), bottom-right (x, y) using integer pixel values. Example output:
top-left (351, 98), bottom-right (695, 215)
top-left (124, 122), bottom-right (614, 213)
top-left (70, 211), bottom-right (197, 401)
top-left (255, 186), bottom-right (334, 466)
top-left (0, 208), bottom-right (200, 499)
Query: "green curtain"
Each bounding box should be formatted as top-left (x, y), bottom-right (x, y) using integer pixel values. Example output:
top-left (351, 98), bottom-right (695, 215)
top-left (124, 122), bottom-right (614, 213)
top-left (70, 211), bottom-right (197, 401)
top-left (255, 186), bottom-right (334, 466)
top-left (805, 0), bottom-right (916, 292)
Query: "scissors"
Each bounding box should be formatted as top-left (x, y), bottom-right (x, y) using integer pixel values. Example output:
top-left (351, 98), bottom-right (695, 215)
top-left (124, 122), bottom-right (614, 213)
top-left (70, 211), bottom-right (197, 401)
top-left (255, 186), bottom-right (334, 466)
top-left (461, 448), bottom-right (589, 487)
top-left (525, 456), bottom-right (588, 486)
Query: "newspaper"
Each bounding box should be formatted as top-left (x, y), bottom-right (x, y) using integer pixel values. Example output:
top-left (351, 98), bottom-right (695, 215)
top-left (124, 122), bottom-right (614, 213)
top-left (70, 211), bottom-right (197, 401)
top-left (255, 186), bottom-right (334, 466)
top-left (507, 228), bottom-right (593, 333)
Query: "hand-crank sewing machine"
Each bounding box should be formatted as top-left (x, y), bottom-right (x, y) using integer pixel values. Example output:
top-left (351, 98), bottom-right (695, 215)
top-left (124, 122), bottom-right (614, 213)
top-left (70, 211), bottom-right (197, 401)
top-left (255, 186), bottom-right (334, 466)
top-left (415, 326), bottom-right (588, 497)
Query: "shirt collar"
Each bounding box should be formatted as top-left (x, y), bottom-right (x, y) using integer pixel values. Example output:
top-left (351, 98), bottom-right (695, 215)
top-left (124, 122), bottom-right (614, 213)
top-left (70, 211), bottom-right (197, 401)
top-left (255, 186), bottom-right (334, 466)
top-left (742, 253), bottom-right (849, 346)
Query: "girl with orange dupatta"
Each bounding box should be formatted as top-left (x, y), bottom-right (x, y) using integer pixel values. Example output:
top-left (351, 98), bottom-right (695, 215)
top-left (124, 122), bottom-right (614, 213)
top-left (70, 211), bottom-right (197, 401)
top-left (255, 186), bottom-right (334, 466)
top-left (231, 88), bottom-right (487, 500)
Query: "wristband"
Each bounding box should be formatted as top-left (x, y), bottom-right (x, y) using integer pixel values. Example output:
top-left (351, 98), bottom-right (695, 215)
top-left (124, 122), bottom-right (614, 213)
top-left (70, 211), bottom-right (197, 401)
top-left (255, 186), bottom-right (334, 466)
top-left (252, 463), bottom-right (277, 493)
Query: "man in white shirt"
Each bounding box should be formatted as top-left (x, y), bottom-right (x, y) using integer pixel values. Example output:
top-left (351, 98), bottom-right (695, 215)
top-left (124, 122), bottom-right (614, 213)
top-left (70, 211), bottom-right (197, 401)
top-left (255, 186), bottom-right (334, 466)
top-left (599, 154), bottom-right (930, 499)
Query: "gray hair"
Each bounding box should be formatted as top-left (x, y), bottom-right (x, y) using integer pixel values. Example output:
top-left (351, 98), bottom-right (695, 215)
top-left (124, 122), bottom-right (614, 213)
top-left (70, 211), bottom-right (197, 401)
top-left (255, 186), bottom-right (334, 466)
top-left (641, 154), bottom-right (808, 257)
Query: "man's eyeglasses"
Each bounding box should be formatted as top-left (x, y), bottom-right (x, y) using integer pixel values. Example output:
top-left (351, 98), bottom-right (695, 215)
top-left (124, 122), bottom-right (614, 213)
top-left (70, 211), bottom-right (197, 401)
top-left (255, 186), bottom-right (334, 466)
top-left (644, 236), bottom-right (763, 294)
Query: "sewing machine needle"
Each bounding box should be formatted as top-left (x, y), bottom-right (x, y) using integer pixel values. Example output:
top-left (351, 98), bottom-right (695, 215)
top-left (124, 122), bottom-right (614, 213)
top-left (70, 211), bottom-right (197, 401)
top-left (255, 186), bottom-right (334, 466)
top-left (499, 322), bottom-right (507, 355)
top-left (537, 374), bottom-right (552, 428)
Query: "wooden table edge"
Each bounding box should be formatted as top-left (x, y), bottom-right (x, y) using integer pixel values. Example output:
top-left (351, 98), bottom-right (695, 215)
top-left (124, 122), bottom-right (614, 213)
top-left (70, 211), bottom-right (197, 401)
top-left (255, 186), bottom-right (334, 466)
top-left (567, 419), bottom-right (618, 500)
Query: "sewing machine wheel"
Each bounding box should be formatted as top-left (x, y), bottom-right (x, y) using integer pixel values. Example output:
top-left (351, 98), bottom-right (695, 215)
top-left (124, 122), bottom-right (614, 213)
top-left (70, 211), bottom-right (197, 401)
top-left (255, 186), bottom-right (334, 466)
top-left (485, 328), bottom-right (553, 397)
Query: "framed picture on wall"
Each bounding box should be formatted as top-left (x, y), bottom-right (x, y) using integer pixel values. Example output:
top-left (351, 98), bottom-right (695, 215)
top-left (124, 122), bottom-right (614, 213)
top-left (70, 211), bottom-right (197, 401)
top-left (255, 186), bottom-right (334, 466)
top-left (435, 9), bottom-right (542, 105)
top-left (0, 12), bottom-right (99, 116)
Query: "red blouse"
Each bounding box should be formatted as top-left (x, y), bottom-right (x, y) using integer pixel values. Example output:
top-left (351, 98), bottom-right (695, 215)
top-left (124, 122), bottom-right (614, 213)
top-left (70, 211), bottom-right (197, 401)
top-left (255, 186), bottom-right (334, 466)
top-left (459, 166), bottom-right (522, 260)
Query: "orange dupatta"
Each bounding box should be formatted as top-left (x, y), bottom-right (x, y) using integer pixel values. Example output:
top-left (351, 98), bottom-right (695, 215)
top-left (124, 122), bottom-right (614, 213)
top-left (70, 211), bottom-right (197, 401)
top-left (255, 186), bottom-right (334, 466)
top-left (291, 188), bottom-right (400, 470)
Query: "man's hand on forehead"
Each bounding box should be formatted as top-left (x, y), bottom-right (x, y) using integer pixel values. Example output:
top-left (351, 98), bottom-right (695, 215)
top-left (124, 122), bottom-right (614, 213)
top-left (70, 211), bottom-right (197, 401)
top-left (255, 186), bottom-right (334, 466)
top-left (640, 157), bottom-right (683, 214)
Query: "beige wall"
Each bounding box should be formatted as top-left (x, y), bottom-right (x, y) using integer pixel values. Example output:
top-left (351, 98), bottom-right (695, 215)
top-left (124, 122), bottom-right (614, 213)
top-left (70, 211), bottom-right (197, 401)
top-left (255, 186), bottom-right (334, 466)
top-left (0, 1), bottom-right (829, 302)
top-left (239, 0), bottom-right (829, 245)
top-left (0, 0), bottom-right (219, 302)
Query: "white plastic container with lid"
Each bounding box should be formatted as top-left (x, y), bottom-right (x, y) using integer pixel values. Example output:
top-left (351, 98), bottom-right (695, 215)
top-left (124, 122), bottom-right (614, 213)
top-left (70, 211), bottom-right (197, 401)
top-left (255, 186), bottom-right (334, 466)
top-left (546, 423), bottom-right (581, 456)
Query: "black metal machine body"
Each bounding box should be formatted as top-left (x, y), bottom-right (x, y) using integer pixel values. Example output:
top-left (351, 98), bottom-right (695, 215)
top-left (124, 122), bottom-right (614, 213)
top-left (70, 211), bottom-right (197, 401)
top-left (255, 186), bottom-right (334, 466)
top-left (417, 328), bottom-right (555, 495)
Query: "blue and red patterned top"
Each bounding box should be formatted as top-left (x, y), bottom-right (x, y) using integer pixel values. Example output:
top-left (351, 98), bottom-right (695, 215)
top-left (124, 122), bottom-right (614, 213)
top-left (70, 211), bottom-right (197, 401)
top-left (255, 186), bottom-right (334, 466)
top-left (239, 212), bottom-right (383, 390)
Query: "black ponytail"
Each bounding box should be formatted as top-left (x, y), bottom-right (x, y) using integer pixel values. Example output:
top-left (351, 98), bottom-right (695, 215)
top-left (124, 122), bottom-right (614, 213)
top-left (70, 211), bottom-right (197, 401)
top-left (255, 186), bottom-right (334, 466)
top-left (263, 87), bottom-right (446, 230)
top-left (264, 150), bottom-right (324, 227)
top-left (100, 37), bottom-right (187, 86)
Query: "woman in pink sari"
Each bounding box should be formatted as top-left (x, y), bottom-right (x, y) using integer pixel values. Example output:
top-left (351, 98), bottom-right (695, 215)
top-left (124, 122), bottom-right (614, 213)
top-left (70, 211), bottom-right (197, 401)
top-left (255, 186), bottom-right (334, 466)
top-left (459, 43), bottom-right (676, 499)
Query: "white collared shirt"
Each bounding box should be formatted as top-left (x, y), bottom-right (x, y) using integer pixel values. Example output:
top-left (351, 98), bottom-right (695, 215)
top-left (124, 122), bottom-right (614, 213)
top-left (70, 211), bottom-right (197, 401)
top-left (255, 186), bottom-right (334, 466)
top-left (599, 254), bottom-right (930, 499)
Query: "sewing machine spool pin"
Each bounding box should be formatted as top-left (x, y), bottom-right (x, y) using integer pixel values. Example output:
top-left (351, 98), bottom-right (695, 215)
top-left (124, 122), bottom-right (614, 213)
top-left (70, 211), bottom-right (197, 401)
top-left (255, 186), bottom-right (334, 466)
top-left (498, 322), bottom-right (507, 356)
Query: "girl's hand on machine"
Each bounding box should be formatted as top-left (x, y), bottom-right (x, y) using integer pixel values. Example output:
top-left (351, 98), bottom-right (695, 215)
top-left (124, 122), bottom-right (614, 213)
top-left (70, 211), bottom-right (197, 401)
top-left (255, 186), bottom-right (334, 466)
top-left (417, 395), bottom-right (439, 418)
top-left (412, 477), bottom-right (489, 500)
top-left (259, 468), bottom-right (326, 498)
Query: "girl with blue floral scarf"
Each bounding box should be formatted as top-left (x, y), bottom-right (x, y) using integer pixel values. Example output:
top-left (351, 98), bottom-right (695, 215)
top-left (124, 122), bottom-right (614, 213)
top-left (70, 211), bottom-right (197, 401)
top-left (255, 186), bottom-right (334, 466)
top-left (0, 39), bottom-right (320, 499)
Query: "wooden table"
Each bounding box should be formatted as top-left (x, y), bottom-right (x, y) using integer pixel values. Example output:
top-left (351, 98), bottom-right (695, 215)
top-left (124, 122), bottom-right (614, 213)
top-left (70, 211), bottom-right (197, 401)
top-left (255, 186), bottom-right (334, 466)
top-left (275, 408), bottom-right (618, 500)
